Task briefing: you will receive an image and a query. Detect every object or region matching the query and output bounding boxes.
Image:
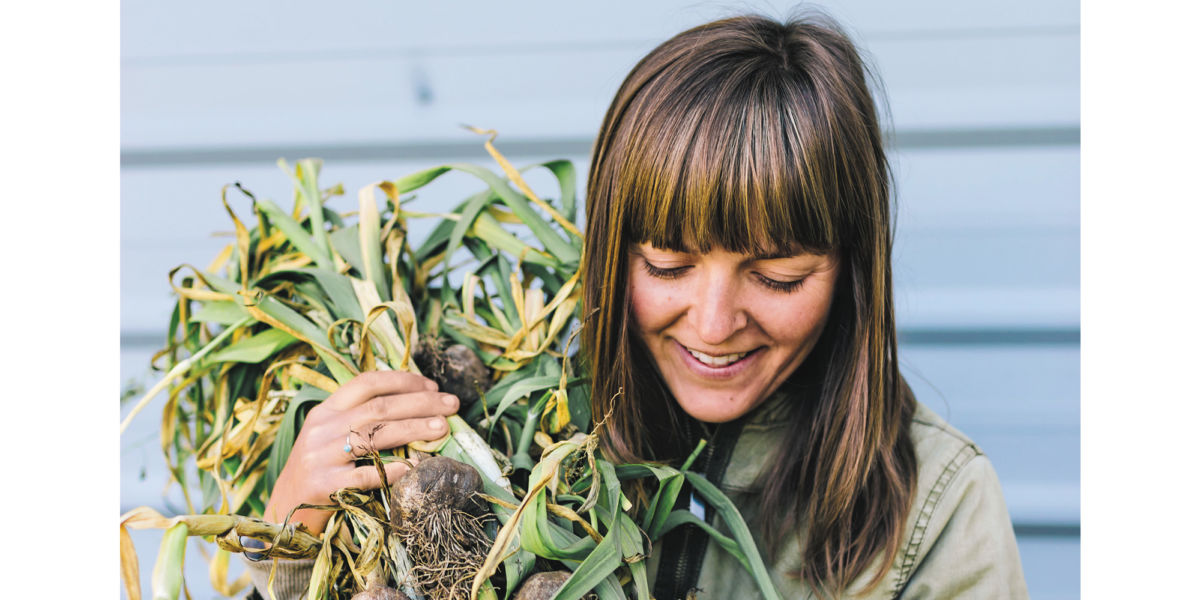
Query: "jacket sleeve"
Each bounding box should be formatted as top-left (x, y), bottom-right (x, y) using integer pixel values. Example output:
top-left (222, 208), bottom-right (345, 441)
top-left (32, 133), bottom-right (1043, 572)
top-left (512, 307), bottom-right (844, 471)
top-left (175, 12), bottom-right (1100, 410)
top-left (240, 555), bottom-right (315, 600)
top-left (898, 454), bottom-right (1029, 600)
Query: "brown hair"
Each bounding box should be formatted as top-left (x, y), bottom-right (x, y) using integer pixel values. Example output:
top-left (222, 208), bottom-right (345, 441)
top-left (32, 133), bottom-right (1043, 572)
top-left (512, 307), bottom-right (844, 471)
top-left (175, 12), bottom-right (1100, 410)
top-left (581, 13), bottom-right (917, 596)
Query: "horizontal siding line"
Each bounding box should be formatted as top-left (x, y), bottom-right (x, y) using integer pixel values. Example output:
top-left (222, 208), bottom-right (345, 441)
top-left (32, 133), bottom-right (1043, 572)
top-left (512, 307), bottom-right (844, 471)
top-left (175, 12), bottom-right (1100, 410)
top-left (121, 138), bottom-right (593, 168)
top-left (889, 127), bottom-right (1079, 149)
top-left (123, 39), bottom-right (646, 67)
top-left (1013, 523), bottom-right (1079, 538)
top-left (122, 26), bottom-right (1078, 68)
top-left (120, 326), bottom-right (1079, 349)
top-left (121, 126), bottom-right (1080, 168)
top-left (123, 333), bottom-right (164, 348)
top-left (898, 328), bottom-right (1079, 346)
top-left (867, 24), bottom-right (1078, 42)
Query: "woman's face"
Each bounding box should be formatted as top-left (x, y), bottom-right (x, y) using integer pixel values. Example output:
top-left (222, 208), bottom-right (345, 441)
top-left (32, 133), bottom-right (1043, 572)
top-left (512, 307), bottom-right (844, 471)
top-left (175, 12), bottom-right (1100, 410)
top-left (628, 242), bottom-right (839, 423)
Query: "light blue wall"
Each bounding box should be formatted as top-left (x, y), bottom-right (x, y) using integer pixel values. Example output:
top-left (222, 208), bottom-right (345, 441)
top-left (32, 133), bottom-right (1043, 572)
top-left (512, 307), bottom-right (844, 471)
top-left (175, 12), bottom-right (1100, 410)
top-left (120, 2), bottom-right (1079, 598)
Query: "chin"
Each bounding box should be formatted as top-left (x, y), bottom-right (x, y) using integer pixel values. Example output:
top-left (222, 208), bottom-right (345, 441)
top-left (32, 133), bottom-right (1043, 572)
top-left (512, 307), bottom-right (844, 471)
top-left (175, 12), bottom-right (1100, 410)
top-left (674, 391), bottom-right (763, 424)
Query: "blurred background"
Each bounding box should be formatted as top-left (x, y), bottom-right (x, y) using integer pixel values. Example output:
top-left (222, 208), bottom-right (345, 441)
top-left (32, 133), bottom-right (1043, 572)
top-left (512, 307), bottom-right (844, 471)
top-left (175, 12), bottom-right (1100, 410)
top-left (120, 1), bottom-right (1079, 598)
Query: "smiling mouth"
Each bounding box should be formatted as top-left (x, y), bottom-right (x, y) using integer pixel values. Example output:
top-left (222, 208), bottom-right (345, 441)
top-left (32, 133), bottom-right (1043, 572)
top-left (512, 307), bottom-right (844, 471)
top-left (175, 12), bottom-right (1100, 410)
top-left (684, 346), bottom-right (757, 368)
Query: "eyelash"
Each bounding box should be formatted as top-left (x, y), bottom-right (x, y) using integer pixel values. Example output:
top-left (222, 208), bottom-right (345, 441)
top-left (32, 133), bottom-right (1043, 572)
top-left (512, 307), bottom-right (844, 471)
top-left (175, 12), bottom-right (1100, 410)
top-left (641, 261), bottom-right (689, 280)
top-left (754, 274), bottom-right (805, 293)
top-left (640, 261), bottom-right (806, 292)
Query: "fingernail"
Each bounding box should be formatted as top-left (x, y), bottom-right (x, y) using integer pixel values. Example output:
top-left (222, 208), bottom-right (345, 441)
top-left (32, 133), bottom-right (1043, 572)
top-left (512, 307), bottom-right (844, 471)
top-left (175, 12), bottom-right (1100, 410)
top-left (424, 379), bottom-right (438, 391)
top-left (428, 418), bottom-right (445, 430)
top-left (442, 394), bottom-right (458, 408)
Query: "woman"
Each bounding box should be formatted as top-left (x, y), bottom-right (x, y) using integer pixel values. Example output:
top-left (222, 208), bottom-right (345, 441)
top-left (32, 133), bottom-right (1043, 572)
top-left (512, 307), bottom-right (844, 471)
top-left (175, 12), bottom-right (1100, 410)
top-left (247, 13), bottom-right (1028, 600)
top-left (580, 14), bottom-right (1027, 599)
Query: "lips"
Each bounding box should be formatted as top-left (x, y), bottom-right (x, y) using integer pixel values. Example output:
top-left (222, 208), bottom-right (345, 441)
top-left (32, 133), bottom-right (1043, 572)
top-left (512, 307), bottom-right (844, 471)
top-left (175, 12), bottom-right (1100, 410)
top-left (685, 347), bottom-right (749, 367)
top-left (674, 341), bottom-right (761, 379)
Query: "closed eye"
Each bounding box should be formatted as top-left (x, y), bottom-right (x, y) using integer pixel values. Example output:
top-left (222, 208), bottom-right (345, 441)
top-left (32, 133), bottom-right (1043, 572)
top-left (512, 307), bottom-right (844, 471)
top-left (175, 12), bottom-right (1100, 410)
top-left (641, 261), bottom-right (691, 280)
top-left (754, 273), bottom-right (805, 293)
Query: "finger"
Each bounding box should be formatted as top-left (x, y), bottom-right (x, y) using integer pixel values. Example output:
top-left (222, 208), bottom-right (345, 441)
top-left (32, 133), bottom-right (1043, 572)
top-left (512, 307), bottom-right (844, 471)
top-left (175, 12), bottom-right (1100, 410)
top-left (357, 391), bottom-right (459, 423)
top-left (346, 460), bottom-right (415, 491)
top-left (352, 416), bottom-right (448, 451)
top-left (325, 371), bottom-right (438, 410)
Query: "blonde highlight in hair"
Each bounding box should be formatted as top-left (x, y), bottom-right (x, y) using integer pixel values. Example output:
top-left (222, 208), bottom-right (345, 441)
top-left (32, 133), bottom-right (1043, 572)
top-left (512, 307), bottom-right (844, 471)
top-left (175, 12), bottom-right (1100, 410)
top-left (583, 13), bottom-right (917, 596)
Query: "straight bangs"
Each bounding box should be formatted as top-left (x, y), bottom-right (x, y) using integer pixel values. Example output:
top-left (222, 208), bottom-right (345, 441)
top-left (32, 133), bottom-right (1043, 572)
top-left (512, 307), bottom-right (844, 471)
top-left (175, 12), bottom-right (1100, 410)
top-left (615, 61), bottom-right (844, 258)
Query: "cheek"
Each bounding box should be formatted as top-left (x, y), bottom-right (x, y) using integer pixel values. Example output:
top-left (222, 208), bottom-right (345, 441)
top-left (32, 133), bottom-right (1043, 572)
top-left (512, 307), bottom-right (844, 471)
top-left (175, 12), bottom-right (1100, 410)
top-left (627, 281), bottom-right (653, 330)
top-left (759, 293), bottom-right (836, 349)
top-left (628, 276), bottom-right (677, 333)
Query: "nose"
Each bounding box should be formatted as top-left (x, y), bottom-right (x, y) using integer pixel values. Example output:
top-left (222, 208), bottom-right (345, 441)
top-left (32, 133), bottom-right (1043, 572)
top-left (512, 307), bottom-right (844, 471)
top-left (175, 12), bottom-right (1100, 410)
top-left (690, 270), bottom-right (748, 345)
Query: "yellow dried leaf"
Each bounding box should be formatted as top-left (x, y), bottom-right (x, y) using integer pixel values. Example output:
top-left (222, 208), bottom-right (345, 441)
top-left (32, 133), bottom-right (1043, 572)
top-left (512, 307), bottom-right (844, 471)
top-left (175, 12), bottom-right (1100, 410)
top-left (466, 126), bottom-right (582, 238)
top-left (286, 363), bottom-right (339, 394)
top-left (120, 524), bottom-right (142, 600)
top-left (208, 548), bottom-right (252, 598)
top-left (408, 432), bottom-right (451, 454)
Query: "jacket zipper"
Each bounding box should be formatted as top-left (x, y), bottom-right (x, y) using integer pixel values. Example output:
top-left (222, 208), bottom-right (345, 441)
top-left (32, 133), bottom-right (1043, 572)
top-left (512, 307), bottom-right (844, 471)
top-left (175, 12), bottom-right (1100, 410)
top-left (654, 419), bottom-right (744, 599)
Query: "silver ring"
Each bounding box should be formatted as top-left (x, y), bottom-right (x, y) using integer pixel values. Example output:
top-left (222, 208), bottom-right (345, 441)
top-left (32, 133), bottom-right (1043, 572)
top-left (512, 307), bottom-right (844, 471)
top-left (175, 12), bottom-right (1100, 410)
top-left (343, 434), bottom-right (353, 454)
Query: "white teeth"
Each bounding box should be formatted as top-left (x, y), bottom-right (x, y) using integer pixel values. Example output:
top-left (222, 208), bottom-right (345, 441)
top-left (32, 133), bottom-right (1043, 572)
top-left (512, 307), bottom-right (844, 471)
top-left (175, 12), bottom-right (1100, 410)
top-left (686, 348), bottom-right (748, 367)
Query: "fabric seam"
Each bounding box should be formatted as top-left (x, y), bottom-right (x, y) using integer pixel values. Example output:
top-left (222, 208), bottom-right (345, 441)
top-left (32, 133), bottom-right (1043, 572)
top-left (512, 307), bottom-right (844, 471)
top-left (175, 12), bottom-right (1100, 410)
top-left (910, 415), bottom-right (974, 447)
top-left (889, 443), bottom-right (979, 598)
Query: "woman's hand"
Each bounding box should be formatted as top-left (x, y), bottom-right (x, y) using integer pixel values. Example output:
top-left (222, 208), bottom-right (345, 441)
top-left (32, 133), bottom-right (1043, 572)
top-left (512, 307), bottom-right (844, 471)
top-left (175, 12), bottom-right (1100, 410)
top-left (263, 371), bottom-right (460, 534)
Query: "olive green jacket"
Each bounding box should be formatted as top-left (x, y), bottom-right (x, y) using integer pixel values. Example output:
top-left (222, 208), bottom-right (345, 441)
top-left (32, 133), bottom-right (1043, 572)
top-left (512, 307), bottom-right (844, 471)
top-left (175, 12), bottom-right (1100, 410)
top-left (644, 395), bottom-right (1030, 599)
top-left (244, 397), bottom-right (1028, 600)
